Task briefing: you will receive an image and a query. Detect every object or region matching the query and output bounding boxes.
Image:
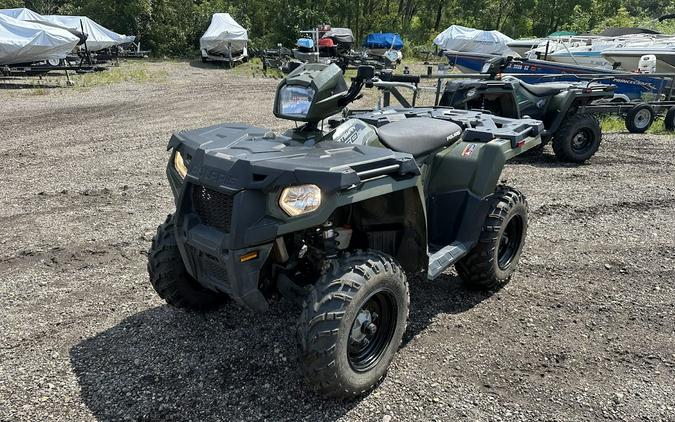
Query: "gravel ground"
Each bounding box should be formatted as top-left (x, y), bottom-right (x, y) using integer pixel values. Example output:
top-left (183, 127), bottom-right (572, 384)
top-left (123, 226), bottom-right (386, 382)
top-left (0, 61), bottom-right (674, 422)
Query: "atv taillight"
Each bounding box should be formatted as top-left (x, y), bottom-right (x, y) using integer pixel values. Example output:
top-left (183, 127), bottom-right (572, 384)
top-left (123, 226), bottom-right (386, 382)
top-left (516, 139), bottom-right (526, 147)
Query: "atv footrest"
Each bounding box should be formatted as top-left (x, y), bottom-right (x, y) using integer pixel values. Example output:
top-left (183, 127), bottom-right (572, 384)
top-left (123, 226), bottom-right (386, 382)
top-left (427, 242), bottom-right (471, 280)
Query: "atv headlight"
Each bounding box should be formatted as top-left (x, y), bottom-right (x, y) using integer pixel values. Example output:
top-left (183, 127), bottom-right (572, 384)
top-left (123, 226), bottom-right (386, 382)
top-left (278, 85), bottom-right (315, 118)
top-left (279, 185), bottom-right (321, 216)
top-left (174, 150), bottom-right (188, 179)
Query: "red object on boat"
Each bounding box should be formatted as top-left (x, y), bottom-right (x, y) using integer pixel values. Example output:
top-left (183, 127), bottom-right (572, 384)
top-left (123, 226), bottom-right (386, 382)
top-left (318, 38), bottom-right (335, 48)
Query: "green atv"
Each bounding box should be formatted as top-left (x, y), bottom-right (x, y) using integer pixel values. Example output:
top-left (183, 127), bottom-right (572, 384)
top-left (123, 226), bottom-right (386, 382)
top-left (439, 56), bottom-right (616, 163)
top-left (147, 63), bottom-right (543, 398)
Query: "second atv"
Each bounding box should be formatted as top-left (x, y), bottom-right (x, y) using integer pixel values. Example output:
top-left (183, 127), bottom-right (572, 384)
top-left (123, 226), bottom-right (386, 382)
top-left (147, 63), bottom-right (543, 398)
top-left (439, 56), bottom-right (616, 163)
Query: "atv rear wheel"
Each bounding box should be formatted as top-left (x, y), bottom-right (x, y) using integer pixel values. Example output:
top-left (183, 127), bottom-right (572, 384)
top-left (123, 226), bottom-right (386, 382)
top-left (552, 113), bottom-right (601, 163)
top-left (664, 106), bottom-right (675, 132)
top-left (147, 215), bottom-right (228, 310)
top-left (456, 186), bottom-right (528, 290)
top-left (625, 104), bottom-right (654, 133)
top-left (297, 251), bottom-right (409, 399)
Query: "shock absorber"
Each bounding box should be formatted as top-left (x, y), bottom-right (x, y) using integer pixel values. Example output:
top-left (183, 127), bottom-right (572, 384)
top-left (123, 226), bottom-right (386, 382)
top-left (322, 221), bottom-right (338, 259)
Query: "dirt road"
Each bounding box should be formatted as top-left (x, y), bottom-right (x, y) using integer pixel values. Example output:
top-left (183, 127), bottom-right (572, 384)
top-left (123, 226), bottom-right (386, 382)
top-left (1, 61), bottom-right (673, 421)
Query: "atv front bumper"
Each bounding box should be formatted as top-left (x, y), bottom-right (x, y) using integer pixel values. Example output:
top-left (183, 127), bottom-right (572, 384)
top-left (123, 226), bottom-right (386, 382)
top-left (175, 220), bottom-right (273, 313)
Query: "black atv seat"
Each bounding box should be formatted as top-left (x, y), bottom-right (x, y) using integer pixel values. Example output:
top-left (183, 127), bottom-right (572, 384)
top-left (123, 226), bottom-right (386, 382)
top-left (516, 80), bottom-right (571, 97)
top-left (376, 117), bottom-right (462, 157)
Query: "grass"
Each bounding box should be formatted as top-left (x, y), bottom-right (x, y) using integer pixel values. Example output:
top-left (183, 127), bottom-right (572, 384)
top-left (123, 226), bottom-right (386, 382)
top-left (73, 62), bottom-right (168, 88)
top-left (227, 58), bottom-right (284, 79)
top-left (600, 116), bottom-right (672, 135)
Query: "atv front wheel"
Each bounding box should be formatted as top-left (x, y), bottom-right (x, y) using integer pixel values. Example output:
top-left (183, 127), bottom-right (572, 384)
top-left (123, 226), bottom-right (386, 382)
top-left (147, 215), bottom-right (228, 310)
top-left (456, 186), bottom-right (528, 290)
top-left (297, 251), bottom-right (409, 399)
top-left (552, 113), bottom-right (601, 163)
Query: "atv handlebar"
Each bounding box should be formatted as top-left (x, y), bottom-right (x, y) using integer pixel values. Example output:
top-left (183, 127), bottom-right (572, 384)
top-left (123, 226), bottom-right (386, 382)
top-left (340, 66), bottom-right (420, 107)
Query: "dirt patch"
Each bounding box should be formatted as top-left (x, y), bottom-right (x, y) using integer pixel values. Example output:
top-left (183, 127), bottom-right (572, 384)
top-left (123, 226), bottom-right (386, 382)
top-left (0, 61), bottom-right (674, 421)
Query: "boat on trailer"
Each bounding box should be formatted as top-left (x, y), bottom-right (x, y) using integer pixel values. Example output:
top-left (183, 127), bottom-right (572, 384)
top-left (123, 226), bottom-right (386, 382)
top-left (442, 50), bottom-right (670, 101)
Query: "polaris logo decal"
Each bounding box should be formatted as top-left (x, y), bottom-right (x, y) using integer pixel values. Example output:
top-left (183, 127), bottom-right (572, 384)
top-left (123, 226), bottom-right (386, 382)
top-left (199, 168), bottom-right (239, 187)
top-left (462, 144), bottom-right (477, 157)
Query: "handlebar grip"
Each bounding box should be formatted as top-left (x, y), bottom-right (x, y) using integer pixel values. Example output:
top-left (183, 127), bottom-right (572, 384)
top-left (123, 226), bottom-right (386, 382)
top-left (379, 72), bottom-right (420, 84)
top-left (390, 74), bottom-right (421, 84)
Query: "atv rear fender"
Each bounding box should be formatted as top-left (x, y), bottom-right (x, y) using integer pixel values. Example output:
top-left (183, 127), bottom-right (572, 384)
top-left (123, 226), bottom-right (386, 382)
top-left (545, 88), bottom-right (613, 134)
top-left (427, 136), bottom-right (539, 197)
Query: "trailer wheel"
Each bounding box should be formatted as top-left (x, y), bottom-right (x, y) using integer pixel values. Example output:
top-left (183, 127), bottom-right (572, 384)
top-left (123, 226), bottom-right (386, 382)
top-left (665, 106), bottom-right (675, 132)
top-left (147, 214), bottom-right (228, 310)
top-left (625, 104), bottom-right (655, 133)
top-left (297, 250), bottom-right (408, 398)
top-left (552, 113), bottom-right (602, 163)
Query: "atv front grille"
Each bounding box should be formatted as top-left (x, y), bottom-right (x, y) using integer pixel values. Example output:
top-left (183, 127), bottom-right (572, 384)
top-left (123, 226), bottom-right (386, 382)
top-left (192, 185), bottom-right (233, 232)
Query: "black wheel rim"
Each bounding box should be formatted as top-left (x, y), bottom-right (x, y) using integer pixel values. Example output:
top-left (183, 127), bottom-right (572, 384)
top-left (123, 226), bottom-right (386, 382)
top-left (348, 289), bottom-right (398, 373)
top-left (498, 215), bottom-right (524, 270)
top-left (570, 128), bottom-right (594, 154)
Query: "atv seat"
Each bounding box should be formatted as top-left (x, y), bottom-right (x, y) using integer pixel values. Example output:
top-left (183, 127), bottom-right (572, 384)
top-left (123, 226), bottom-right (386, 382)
top-left (517, 80), bottom-right (571, 97)
top-left (377, 117), bottom-right (462, 157)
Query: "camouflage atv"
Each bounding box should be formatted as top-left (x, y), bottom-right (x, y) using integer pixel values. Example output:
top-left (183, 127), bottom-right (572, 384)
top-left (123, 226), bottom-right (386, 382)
top-left (147, 63), bottom-right (543, 398)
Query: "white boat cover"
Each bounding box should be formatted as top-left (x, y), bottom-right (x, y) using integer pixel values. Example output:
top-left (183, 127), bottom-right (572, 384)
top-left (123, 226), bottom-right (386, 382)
top-left (434, 25), bottom-right (517, 56)
top-left (0, 7), bottom-right (45, 21)
top-left (0, 14), bottom-right (79, 65)
top-left (200, 13), bottom-right (248, 55)
top-left (44, 15), bottom-right (135, 51)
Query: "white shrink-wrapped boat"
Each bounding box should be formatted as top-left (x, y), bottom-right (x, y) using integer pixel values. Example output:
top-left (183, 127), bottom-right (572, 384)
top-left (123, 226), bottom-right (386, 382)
top-left (434, 25), bottom-right (518, 56)
top-left (200, 13), bottom-right (248, 65)
top-left (0, 7), bottom-right (44, 21)
top-left (0, 14), bottom-right (80, 65)
top-left (43, 15), bottom-right (135, 51)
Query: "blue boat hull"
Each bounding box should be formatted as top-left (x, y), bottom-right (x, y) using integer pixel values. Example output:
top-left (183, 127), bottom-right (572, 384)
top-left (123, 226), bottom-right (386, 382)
top-left (444, 51), bottom-right (668, 100)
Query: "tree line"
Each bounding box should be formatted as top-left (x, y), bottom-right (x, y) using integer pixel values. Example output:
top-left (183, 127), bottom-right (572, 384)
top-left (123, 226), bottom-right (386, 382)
top-left (1, 0), bottom-right (673, 56)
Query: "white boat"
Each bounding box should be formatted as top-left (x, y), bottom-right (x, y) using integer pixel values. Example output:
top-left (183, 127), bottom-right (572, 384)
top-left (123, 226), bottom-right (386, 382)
top-left (0, 8), bottom-right (87, 46)
top-left (434, 25), bottom-right (517, 56)
top-left (522, 28), bottom-right (673, 71)
top-left (0, 7), bottom-right (44, 21)
top-left (0, 13), bottom-right (80, 65)
top-left (602, 42), bottom-right (675, 73)
top-left (507, 38), bottom-right (544, 56)
top-left (43, 15), bottom-right (135, 51)
top-left (547, 36), bottom-right (652, 69)
top-left (200, 13), bottom-right (248, 62)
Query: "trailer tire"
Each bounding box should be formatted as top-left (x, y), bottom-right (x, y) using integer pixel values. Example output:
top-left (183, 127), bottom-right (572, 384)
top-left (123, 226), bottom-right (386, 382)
top-left (625, 103), bottom-right (654, 133)
top-left (665, 106), bottom-right (675, 132)
top-left (147, 215), bottom-right (228, 311)
top-left (456, 186), bottom-right (528, 290)
top-left (552, 113), bottom-right (602, 163)
top-left (297, 250), bottom-right (409, 399)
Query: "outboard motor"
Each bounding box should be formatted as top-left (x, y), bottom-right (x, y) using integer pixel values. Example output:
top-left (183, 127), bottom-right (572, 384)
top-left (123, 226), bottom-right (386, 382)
top-left (638, 55), bottom-right (656, 74)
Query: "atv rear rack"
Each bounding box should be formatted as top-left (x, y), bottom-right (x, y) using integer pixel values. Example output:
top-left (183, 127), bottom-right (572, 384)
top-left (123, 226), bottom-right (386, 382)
top-left (350, 108), bottom-right (543, 149)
